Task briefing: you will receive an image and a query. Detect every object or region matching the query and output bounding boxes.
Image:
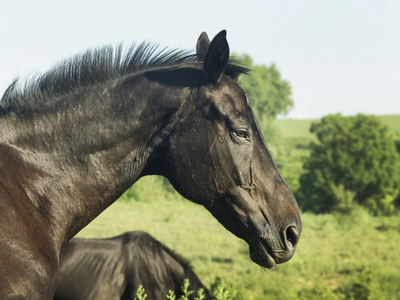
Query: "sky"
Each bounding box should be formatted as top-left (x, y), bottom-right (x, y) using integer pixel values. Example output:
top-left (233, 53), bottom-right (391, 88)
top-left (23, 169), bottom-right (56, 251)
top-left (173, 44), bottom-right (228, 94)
top-left (1, 0), bottom-right (399, 119)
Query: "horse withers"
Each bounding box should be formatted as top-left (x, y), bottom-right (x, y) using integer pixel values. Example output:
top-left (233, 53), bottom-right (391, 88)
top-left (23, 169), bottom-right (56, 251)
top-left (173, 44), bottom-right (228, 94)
top-left (54, 231), bottom-right (212, 300)
top-left (0, 30), bottom-right (301, 298)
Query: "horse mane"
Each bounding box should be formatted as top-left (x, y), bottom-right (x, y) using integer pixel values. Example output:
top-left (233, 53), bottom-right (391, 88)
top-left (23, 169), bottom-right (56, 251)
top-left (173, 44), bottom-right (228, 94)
top-left (0, 42), bottom-right (248, 114)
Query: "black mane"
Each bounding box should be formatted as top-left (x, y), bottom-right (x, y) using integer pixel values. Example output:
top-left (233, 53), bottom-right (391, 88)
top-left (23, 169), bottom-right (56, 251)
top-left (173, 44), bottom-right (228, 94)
top-left (0, 42), bottom-right (248, 114)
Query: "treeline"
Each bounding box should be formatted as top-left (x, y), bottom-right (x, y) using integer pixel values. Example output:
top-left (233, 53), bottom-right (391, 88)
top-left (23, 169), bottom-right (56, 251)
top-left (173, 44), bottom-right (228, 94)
top-left (122, 54), bottom-right (400, 216)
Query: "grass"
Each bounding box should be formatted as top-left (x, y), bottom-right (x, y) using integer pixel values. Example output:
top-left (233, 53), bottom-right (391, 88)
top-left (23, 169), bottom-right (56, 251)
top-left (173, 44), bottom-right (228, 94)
top-left (77, 177), bottom-right (400, 299)
top-left (378, 115), bottom-right (400, 136)
top-left (275, 118), bottom-right (317, 140)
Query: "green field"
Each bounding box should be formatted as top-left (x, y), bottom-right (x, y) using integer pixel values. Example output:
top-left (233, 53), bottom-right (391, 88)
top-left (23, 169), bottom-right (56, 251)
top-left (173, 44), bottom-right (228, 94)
top-left (77, 115), bottom-right (400, 299)
top-left (78, 180), bottom-right (400, 299)
top-left (276, 114), bottom-right (400, 139)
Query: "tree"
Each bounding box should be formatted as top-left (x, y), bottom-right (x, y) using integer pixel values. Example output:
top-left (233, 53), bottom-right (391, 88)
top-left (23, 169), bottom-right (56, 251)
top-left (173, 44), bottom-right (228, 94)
top-left (235, 54), bottom-right (293, 139)
top-left (298, 114), bottom-right (400, 214)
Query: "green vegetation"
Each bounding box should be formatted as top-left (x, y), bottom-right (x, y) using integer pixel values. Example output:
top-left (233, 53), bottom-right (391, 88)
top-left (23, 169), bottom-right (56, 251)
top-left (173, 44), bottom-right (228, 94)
top-left (134, 279), bottom-right (228, 300)
top-left (235, 54), bottom-right (293, 141)
top-left (78, 181), bottom-right (400, 299)
top-left (298, 114), bottom-right (400, 214)
top-left (276, 114), bottom-right (400, 140)
top-left (134, 285), bottom-right (147, 300)
top-left (165, 279), bottom-right (207, 300)
top-left (378, 115), bottom-right (400, 137)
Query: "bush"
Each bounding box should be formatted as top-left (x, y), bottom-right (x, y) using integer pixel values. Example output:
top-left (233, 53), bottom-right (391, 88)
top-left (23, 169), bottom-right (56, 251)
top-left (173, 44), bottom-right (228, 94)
top-left (298, 114), bottom-right (400, 214)
top-left (298, 267), bottom-right (377, 300)
top-left (336, 267), bottom-right (376, 300)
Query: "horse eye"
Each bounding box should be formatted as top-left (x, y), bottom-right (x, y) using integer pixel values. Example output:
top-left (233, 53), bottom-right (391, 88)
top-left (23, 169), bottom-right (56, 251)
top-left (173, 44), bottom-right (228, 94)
top-left (234, 129), bottom-right (249, 140)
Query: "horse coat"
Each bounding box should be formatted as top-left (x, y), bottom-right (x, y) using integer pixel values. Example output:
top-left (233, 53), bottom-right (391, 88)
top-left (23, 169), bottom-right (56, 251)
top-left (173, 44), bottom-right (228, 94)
top-left (54, 231), bottom-right (212, 300)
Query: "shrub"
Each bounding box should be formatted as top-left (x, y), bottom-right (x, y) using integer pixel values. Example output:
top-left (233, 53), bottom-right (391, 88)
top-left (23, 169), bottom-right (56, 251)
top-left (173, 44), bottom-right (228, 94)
top-left (134, 285), bottom-right (147, 300)
top-left (336, 267), bottom-right (376, 300)
top-left (298, 114), bottom-right (400, 214)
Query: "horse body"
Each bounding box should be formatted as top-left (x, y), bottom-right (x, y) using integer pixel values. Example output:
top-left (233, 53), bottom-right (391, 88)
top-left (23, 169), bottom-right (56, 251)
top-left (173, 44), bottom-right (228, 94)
top-left (0, 31), bottom-right (301, 298)
top-left (54, 231), bottom-right (212, 300)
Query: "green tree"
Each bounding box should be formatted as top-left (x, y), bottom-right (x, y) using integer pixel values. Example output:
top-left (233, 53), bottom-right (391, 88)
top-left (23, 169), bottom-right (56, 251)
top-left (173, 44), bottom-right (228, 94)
top-left (235, 54), bottom-right (293, 139)
top-left (298, 113), bottom-right (400, 214)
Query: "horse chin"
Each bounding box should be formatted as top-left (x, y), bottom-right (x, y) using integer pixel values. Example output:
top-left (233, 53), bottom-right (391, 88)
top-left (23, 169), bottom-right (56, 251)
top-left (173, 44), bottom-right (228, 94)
top-left (249, 244), bottom-right (276, 269)
top-left (206, 199), bottom-right (276, 269)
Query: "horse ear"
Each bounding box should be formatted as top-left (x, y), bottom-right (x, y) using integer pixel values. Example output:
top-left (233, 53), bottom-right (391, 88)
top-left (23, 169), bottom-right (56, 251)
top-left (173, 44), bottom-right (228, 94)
top-left (196, 32), bottom-right (211, 61)
top-left (203, 30), bottom-right (230, 83)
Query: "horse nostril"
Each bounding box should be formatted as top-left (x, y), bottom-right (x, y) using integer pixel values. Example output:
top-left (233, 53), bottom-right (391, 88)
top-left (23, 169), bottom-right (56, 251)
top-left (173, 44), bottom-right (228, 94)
top-left (285, 226), bottom-right (300, 249)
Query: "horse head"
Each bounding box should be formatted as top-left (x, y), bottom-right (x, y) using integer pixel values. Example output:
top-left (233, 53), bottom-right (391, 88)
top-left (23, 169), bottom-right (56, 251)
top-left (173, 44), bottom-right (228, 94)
top-left (163, 31), bottom-right (302, 268)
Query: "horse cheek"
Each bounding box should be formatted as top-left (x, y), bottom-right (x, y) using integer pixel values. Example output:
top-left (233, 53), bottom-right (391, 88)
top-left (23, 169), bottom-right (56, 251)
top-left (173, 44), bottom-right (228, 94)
top-left (167, 126), bottom-right (216, 202)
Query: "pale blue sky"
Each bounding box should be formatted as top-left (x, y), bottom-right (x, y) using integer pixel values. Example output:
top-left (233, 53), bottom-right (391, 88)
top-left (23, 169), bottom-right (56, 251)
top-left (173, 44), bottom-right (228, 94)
top-left (1, 0), bottom-right (399, 119)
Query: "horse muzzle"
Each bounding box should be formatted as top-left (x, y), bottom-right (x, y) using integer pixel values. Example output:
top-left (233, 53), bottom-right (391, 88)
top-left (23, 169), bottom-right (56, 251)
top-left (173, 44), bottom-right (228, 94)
top-left (248, 224), bottom-right (301, 269)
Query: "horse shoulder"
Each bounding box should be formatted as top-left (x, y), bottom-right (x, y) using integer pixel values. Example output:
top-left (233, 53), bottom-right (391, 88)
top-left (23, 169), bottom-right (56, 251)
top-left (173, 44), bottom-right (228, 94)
top-left (0, 185), bottom-right (58, 299)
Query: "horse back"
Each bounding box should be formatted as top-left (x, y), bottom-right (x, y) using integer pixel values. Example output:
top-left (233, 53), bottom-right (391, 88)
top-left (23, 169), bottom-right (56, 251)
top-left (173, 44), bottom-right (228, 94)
top-left (55, 231), bottom-right (212, 300)
top-left (55, 238), bottom-right (128, 300)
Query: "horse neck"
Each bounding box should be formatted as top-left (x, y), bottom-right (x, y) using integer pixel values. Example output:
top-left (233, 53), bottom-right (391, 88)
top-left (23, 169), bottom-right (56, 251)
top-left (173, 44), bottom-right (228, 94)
top-left (0, 73), bottom-right (191, 247)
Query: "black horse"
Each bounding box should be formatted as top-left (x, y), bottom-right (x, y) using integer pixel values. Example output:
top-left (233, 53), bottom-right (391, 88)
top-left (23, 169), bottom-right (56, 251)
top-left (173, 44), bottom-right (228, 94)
top-left (0, 30), bottom-right (301, 298)
top-left (54, 231), bottom-right (212, 300)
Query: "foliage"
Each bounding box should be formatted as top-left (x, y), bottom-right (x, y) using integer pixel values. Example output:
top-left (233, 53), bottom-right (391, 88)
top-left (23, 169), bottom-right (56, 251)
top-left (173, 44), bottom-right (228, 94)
top-left (166, 290), bottom-right (175, 300)
top-left (235, 54), bottom-right (293, 140)
top-left (166, 279), bottom-right (198, 300)
top-left (119, 175), bottom-right (182, 203)
top-left (137, 270), bottom-right (379, 300)
top-left (210, 278), bottom-right (231, 300)
top-left (298, 266), bottom-right (378, 300)
top-left (145, 278), bottom-right (233, 300)
top-left (134, 285), bottom-right (147, 300)
top-left (298, 113), bottom-right (400, 214)
top-left (335, 267), bottom-right (375, 300)
top-left (274, 115), bottom-right (400, 200)
top-left (298, 282), bottom-right (345, 300)
top-left (194, 289), bottom-right (206, 300)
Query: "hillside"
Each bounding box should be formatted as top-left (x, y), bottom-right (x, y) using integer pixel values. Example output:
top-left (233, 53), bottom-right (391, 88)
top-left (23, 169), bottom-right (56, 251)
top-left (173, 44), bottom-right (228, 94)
top-left (276, 114), bottom-right (400, 139)
top-left (273, 114), bottom-right (400, 195)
